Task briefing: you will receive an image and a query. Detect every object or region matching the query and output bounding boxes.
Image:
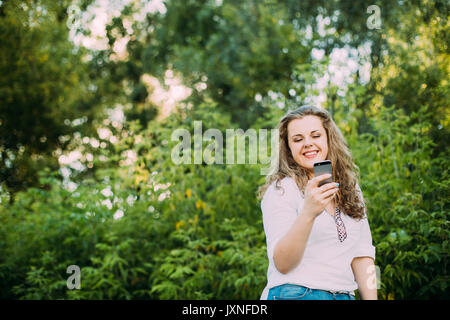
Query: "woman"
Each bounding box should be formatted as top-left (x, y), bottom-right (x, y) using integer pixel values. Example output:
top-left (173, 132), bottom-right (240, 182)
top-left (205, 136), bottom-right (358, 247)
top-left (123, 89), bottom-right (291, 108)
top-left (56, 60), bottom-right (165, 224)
top-left (259, 105), bottom-right (377, 300)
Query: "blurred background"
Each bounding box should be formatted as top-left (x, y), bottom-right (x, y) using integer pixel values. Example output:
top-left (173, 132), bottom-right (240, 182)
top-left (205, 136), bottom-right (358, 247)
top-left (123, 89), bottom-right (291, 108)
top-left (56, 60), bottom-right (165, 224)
top-left (0, 0), bottom-right (448, 299)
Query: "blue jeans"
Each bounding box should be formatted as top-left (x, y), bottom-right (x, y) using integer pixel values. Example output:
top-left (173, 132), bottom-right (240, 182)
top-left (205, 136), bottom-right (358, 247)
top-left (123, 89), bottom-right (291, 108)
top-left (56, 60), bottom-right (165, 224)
top-left (267, 284), bottom-right (355, 300)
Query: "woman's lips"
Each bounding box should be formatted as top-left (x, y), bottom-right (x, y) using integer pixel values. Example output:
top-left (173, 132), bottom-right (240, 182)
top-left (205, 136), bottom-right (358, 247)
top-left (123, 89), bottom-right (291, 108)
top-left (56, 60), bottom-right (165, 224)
top-left (303, 150), bottom-right (319, 159)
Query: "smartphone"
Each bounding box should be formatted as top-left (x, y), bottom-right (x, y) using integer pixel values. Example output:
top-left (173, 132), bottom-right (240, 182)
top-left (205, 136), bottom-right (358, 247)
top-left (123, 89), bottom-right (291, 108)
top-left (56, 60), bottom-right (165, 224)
top-left (314, 160), bottom-right (333, 187)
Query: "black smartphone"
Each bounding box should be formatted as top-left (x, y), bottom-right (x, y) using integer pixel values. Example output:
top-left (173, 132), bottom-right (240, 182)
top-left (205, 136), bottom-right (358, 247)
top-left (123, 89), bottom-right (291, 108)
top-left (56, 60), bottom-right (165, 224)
top-left (313, 160), bottom-right (333, 187)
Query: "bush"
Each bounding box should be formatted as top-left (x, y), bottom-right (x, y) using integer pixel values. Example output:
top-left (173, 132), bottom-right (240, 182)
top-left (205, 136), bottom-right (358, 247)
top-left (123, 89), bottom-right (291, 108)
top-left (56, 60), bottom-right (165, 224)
top-left (353, 105), bottom-right (449, 299)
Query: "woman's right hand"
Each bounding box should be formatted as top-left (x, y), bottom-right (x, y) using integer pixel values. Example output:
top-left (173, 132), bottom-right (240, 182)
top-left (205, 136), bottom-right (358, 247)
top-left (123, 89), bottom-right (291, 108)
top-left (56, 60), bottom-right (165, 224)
top-left (302, 174), bottom-right (339, 220)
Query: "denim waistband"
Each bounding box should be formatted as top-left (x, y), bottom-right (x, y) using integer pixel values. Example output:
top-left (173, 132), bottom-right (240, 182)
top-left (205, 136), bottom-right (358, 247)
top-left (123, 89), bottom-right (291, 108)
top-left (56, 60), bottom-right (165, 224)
top-left (268, 284), bottom-right (355, 300)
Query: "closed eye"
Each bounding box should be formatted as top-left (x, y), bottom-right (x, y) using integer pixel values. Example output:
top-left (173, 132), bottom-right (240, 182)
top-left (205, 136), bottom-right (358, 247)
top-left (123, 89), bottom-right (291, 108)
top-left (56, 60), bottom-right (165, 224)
top-left (293, 135), bottom-right (320, 142)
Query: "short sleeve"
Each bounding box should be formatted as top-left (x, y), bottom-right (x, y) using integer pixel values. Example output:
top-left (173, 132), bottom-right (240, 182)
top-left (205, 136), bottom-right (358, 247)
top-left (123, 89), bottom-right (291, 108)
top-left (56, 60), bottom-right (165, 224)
top-left (354, 217), bottom-right (376, 260)
top-left (261, 178), bottom-right (301, 261)
top-left (354, 184), bottom-right (376, 260)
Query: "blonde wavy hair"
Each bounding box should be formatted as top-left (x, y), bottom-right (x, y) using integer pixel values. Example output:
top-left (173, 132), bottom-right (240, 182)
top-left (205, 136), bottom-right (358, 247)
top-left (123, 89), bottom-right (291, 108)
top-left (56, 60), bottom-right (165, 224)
top-left (258, 105), bottom-right (365, 220)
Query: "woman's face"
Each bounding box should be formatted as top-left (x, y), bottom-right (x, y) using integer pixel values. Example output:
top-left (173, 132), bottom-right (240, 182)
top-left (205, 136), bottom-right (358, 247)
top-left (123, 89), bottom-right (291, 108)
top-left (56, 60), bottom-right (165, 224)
top-left (287, 115), bottom-right (329, 175)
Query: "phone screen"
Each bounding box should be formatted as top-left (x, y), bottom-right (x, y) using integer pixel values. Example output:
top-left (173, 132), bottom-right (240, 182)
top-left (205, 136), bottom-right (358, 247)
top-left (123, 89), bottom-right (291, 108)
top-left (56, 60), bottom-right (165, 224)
top-left (313, 160), bottom-right (333, 187)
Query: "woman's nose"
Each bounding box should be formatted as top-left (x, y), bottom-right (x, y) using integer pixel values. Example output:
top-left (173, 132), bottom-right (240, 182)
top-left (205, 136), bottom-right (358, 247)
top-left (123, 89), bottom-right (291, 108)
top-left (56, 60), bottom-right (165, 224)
top-left (304, 137), bottom-right (313, 146)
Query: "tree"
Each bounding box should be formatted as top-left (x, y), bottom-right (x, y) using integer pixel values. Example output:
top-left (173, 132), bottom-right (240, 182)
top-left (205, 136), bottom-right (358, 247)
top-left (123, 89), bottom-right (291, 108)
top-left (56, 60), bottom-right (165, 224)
top-left (0, 0), bottom-right (108, 197)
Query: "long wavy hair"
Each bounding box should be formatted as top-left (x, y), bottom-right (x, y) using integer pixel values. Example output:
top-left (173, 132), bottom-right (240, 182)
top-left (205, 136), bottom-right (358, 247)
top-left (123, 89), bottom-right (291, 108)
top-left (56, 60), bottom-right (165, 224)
top-left (258, 105), bottom-right (365, 220)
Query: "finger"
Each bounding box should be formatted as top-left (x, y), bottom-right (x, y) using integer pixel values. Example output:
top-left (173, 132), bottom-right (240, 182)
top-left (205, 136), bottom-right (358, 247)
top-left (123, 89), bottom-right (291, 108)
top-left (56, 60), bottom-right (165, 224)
top-left (323, 191), bottom-right (337, 201)
top-left (310, 173), bottom-right (332, 188)
top-left (321, 187), bottom-right (339, 200)
top-left (319, 182), bottom-right (339, 193)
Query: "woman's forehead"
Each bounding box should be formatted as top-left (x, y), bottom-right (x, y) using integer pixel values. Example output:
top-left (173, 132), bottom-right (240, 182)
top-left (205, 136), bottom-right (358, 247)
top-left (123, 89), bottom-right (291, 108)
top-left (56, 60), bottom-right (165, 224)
top-left (287, 116), bottom-right (325, 136)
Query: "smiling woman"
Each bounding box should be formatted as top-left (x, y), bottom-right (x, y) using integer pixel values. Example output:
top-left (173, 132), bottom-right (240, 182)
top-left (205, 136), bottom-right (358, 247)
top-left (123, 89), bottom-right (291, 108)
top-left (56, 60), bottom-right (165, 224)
top-left (260, 105), bottom-right (365, 220)
top-left (258, 105), bottom-right (377, 300)
top-left (287, 115), bottom-right (329, 171)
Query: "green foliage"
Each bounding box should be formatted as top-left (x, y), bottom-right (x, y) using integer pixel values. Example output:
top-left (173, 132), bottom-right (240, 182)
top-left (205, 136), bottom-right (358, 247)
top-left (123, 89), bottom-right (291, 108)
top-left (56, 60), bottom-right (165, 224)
top-left (0, 102), bottom-right (269, 299)
top-left (0, 0), bottom-right (448, 300)
top-left (2, 94), bottom-right (448, 299)
top-left (0, 0), bottom-right (107, 195)
top-left (353, 105), bottom-right (449, 299)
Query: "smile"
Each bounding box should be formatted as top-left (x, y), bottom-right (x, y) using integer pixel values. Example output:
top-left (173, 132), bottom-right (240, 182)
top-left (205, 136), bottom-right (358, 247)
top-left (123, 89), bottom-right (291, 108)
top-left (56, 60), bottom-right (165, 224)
top-left (303, 150), bottom-right (319, 158)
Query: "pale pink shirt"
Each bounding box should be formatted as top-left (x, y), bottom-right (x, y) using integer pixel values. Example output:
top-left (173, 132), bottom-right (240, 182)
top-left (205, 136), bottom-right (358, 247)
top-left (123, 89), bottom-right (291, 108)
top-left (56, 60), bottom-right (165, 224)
top-left (260, 177), bottom-right (375, 300)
